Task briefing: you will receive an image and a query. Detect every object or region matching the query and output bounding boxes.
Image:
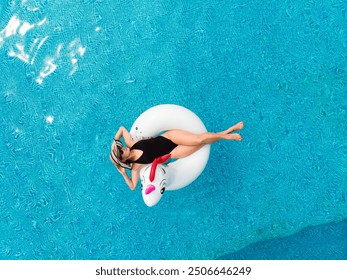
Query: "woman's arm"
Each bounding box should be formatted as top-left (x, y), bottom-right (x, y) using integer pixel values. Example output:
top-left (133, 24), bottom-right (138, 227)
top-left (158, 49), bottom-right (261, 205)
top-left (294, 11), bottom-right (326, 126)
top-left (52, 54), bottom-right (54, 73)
top-left (116, 164), bottom-right (140, 191)
top-left (114, 126), bottom-right (135, 147)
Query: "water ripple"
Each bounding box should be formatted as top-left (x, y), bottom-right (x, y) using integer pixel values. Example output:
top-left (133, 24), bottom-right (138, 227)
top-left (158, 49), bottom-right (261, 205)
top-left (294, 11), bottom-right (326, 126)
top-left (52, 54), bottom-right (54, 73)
top-left (0, 2), bottom-right (87, 84)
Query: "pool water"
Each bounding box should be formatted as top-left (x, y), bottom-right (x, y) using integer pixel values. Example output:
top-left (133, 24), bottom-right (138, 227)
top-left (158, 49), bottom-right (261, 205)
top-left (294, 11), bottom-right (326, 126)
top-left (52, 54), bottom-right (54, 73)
top-left (0, 0), bottom-right (346, 259)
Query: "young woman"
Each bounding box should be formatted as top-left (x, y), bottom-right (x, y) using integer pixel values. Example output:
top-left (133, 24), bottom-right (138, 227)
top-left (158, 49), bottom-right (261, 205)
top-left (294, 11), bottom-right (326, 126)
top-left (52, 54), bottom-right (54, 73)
top-left (110, 121), bottom-right (244, 190)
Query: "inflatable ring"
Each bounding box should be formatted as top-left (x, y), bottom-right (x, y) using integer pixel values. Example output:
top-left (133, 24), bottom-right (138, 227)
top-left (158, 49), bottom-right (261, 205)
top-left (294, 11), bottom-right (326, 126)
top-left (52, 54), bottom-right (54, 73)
top-left (130, 104), bottom-right (210, 207)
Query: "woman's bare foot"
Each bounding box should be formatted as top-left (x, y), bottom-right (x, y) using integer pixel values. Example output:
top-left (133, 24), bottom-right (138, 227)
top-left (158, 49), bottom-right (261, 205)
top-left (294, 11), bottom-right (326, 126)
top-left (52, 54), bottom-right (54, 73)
top-left (226, 133), bottom-right (242, 141)
top-left (219, 121), bottom-right (244, 135)
top-left (232, 121), bottom-right (244, 131)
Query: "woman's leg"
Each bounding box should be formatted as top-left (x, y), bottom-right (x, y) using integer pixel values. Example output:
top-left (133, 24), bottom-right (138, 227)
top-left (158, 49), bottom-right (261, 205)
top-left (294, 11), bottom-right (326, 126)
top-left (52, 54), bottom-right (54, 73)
top-left (218, 121), bottom-right (244, 135)
top-left (168, 122), bottom-right (244, 159)
top-left (170, 144), bottom-right (205, 159)
top-left (161, 121), bottom-right (243, 146)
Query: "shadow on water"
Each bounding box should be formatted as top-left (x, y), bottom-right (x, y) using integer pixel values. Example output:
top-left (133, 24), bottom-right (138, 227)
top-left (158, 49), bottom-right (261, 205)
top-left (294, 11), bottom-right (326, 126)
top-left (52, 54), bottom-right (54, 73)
top-left (218, 219), bottom-right (347, 260)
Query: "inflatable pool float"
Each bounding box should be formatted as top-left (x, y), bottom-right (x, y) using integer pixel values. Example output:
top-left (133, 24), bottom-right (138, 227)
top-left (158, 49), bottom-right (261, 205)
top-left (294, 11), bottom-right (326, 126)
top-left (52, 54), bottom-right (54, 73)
top-left (130, 104), bottom-right (210, 207)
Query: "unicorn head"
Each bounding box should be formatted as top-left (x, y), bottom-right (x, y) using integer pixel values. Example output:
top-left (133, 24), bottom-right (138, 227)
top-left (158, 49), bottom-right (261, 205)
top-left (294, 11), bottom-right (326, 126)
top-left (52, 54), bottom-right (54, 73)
top-left (140, 154), bottom-right (171, 207)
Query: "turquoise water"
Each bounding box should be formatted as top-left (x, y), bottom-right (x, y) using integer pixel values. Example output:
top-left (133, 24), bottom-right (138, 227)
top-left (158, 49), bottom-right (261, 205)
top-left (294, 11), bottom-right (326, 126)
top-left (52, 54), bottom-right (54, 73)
top-left (0, 0), bottom-right (346, 259)
top-left (219, 219), bottom-right (347, 259)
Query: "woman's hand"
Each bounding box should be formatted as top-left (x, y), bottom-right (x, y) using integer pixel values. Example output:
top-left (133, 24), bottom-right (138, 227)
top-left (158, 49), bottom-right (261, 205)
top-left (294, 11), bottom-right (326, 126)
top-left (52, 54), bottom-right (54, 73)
top-left (115, 164), bottom-right (126, 175)
top-left (113, 126), bottom-right (135, 147)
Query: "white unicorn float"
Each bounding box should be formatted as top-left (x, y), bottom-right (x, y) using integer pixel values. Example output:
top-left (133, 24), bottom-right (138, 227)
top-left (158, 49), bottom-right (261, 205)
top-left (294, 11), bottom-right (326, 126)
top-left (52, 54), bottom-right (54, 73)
top-left (129, 104), bottom-right (210, 207)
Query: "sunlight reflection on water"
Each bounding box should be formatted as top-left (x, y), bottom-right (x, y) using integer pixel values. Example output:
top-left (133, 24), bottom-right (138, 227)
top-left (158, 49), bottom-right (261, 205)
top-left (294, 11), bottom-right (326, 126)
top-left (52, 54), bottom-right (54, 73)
top-left (0, 3), bottom-right (86, 85)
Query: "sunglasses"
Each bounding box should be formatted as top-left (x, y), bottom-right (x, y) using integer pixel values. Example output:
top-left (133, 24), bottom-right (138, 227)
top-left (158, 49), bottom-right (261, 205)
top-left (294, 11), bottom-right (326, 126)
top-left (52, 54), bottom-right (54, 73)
top-left (118, 147), bottom-right (124, 160)
top-left (111, 139), bottom-right (124, 162)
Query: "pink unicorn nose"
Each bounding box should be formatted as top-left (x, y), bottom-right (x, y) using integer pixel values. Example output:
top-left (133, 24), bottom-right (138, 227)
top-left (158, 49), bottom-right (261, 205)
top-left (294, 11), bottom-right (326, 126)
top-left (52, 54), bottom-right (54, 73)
top-left (145, 184), bottom-right (156, 195)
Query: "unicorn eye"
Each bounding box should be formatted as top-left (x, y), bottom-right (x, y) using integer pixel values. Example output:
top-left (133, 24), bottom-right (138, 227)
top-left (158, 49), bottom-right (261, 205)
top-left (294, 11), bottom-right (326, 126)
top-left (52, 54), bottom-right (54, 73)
top-left (160, 187), bottom-right (165, 194)
top-left (160, 167), bottom-right (166, 175)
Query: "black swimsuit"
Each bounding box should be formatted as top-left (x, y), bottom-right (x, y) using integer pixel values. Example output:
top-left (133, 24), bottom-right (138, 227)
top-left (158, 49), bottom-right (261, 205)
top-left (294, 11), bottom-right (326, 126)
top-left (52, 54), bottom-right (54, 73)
top-left (130, 136), bottom-right (177, 164)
